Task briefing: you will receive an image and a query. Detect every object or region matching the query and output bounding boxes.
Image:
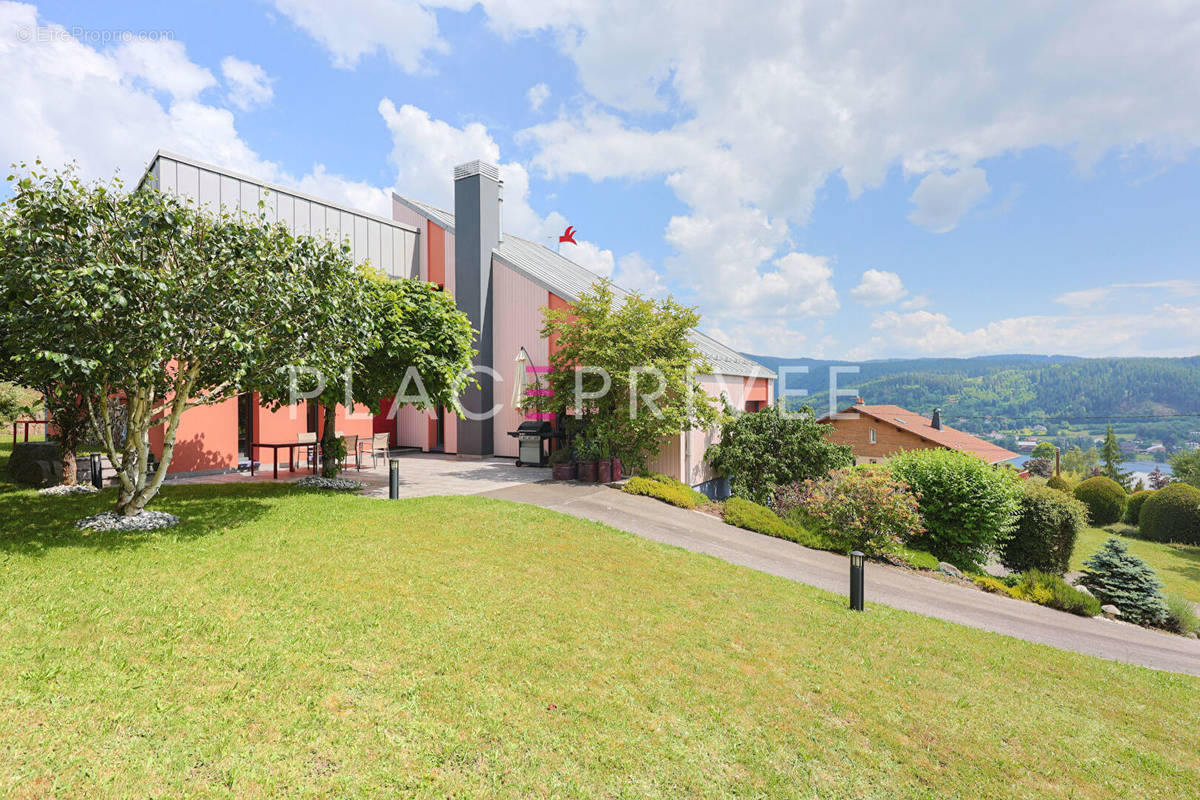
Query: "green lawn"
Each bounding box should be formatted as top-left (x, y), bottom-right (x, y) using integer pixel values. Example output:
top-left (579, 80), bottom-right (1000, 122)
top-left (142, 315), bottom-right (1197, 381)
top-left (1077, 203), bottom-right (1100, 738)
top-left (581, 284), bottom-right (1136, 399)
top-left (1, 452), bottom-right (1199, 797)
top-left (1073, 524), bottom-right (1200, 604)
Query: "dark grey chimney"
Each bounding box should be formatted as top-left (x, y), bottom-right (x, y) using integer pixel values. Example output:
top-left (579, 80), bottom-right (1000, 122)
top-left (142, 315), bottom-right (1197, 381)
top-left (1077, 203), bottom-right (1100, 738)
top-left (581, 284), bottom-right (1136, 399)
top-left (931, 408), bottom-right (942, 430)
top-left (453, 160), bottom-right (502, 457)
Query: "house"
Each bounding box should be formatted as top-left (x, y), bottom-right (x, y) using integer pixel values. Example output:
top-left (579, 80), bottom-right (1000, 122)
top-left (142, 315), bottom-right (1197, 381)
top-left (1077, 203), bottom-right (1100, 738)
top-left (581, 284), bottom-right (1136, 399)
top-left (819, 403), bottom-right (1020, 466)
top-left (138, 151), bottom-right (775, 490)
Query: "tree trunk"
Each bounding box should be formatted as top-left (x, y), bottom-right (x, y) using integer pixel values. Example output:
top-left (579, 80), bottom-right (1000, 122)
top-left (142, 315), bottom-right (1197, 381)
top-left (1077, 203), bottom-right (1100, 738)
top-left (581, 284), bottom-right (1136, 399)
top-left (61, 447), bottom-right (78, 486)
top-left (321, 403), bottom-right (341, 478)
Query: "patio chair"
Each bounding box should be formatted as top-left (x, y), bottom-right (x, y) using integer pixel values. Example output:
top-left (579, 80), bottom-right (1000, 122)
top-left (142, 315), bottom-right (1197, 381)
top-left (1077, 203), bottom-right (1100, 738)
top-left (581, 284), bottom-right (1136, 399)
top-left (341, 434), bottom-right (361, 470)
top-left (359, 432), bottom-right (390, 468)
top-left (298, 431), bottom-right (318, 468)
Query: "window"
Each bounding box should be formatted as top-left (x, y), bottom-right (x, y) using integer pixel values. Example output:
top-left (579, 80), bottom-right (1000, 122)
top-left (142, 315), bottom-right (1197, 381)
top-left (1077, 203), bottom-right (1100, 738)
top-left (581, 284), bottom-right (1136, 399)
top-left (869, 427), bottom-right (877, 444)
top-left (745, 400), bottom-right (764, 412)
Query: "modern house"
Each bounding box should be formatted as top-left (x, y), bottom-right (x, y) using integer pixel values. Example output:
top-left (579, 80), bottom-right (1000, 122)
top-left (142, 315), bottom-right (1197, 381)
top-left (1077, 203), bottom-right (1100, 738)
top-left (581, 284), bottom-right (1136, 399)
top-left (139, 151), bottom-right (775, 491)
top-left (820, 402), bottom-right (1020, 466)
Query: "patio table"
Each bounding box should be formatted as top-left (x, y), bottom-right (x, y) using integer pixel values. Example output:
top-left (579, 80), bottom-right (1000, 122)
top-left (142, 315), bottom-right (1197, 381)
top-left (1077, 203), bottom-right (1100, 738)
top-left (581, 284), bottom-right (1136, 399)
top-left (250, 442), bottom-right (319, 479)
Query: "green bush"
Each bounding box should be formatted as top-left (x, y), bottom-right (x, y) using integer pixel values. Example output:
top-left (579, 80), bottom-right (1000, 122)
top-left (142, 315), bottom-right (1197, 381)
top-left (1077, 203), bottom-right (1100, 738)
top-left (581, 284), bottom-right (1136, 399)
top-left (999, 484), bottom-right (1087, 575)
top-left (887, 449), bottom-right (1023, 572)
top-left (623, 476), bottom-right (707, 509)
top-left (704, 405), bottom-right (852, 506)
top-left (1138, 482), bottom-right (1200, 545)
top-left (972, 575), bottom-right (1019, 598)
top-left (1009, 570), bottom-right (1101, 617)
top-left (774, 467), bottom-right (923, 557)
top-left (1079, 537), bottom-right (1168, 626)
top-left (1073, 476), bottom-right (1126, 526)
top-left (1164, 593), bottom-right (1199, 636)
top-left (1122, 489), bottom-right (1154, 525)
top-left (723, 497), bottom-right (831, 549)
top-left (1045, 474), bottom-right (1072, 493)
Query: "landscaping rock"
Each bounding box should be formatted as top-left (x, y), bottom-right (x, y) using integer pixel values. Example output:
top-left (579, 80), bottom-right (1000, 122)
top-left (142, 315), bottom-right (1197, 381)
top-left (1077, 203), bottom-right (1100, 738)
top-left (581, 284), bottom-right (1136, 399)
top-left (938, 562), bottom-right (963, 579)
top-left (76, 510), bottom-right (179, 531)
top-left (7, 441), bottom-right (63, 487)
top-left (37, 483), bottom-right (99, 496)
top-left (1101, 604), bottom-right (1122, 618)
top-left (295, 475), bottom-right (366, 492)
top-left (1075, 584), bottom-right (1094, 598)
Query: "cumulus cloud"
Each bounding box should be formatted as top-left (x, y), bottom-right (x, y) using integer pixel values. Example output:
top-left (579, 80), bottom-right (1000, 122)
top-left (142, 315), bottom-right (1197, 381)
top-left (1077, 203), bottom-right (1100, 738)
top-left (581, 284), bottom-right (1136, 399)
top-left (221, 56), bottom-right (275, 110)
top-left (850, 269), bottom-right (907, 306)
top-left (112, 37), bottom-right (216, 99)
top-left (526, 82), bottom-right (549, 111)
top-left (907, 168), bottom-right (991, 233)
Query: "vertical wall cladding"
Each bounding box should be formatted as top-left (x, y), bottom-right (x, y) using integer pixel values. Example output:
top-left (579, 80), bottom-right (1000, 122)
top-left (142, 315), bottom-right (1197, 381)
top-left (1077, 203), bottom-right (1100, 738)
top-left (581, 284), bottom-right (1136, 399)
top-left (491, 261), bottom-right (552, 458)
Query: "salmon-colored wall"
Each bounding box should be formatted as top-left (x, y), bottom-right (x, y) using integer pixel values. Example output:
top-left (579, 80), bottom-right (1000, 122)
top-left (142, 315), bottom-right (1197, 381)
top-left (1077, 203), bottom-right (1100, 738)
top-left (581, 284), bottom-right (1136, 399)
top-left (547, 293), bottom-right (573, 358)
top-left (157, 396), bottom-right (239, 473)
top-left (427, 222), bottom-right (445, 287)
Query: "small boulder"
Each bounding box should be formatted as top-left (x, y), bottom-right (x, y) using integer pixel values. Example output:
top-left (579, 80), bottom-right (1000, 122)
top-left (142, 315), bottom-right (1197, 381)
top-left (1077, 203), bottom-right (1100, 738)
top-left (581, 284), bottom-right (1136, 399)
top-left (1075, 584), bottom-right (1094, 598)
top-left (1101, 604), bottom-right (1121, 618)
top-left (937, 561), bottom-right (963, 579)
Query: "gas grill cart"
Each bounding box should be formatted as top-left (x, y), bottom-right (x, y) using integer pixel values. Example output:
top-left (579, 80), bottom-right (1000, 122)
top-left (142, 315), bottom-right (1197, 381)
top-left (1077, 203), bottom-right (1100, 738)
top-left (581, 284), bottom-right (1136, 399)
top-left (507, 420), bottom-right (556, 467)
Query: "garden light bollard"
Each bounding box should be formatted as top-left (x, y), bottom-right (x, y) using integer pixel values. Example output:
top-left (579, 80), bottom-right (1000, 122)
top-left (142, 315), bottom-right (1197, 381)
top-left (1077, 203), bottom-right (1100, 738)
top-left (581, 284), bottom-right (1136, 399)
top-left (90, 453), bottom-right (103, 490)
top-left (850, 551), bottom-right (865, 611)
top-left (389, 458), bottom-right (400, 500)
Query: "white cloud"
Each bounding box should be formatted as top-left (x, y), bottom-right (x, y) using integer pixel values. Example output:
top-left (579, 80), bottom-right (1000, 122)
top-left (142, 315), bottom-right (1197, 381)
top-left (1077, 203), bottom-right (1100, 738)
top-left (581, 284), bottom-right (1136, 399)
top-left (850, 269), bottom-right (907, 306)
top-left (907, 168), bottom-right (991, 233)
top-left (1055, 287), bottom-right (1111, 310)
top-left (901, 293), bottom-right (931, 310)
top-left (221, 56), bottom-right (275, 110)
top-left (612, 252), bottom-right (667, 297)
top-left (558, 239), bottom-right (614, 278)
top-left (112, 37), bottom-right (216, 99)
top-left (526, 82), bottom-right (549, 111)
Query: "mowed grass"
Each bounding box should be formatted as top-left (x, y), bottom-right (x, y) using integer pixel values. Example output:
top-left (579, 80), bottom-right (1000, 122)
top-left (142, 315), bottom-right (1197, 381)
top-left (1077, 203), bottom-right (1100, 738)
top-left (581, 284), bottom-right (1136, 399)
top-left (1072, 524), bottom-right (1200, 603)
top-left (1, 458), bottom-right (1198, 797)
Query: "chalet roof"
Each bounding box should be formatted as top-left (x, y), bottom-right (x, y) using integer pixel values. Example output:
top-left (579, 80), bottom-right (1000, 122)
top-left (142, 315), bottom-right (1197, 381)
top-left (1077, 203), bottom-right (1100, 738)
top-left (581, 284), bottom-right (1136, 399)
top-left (824, 404), bottom-right (1020, 464)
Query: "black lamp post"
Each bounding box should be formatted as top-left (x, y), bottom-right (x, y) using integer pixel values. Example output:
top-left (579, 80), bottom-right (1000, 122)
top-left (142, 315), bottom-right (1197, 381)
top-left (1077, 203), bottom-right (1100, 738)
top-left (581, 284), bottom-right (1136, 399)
top-left (389, 458), bottom-right (400, 500)
top-left (89, 453), bottom-right (103, 490)
top-left (849, 550), bottom-right (865, 611)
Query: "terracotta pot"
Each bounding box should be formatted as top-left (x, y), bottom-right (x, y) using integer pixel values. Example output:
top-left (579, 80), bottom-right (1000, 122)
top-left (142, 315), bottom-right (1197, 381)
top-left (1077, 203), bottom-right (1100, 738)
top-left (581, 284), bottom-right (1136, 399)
top-left (611, 457), bottom-right (624, 480)
top-left (577, 460), bottom-right (598, 482)
top-left (597, 458), bottom-right (612, 483)
top-left (552, 461), bottom-right (577, 481)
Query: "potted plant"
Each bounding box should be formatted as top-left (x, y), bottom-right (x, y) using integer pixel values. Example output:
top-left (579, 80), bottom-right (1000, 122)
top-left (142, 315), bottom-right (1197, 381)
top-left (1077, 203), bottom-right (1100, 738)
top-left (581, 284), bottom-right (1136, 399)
top-left (550, 446), bottom-right (576, 480)
top-left (576, 435), bottom-right (599, 482)
top-left (611, 452), bottom-right (625, 481)
top-left (594, 425), bottom-right (613, 483)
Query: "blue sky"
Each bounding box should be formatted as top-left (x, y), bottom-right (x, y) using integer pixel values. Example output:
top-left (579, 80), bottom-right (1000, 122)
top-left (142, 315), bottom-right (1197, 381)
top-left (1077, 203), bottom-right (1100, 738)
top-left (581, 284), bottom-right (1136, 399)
top-left (3, 0), bottom-right (1199, 359)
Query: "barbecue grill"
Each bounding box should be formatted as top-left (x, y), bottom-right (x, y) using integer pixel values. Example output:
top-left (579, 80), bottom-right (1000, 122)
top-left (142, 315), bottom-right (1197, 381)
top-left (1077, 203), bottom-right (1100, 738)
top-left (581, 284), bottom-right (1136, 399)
top-left (507, 420), bottom-right (554, 466)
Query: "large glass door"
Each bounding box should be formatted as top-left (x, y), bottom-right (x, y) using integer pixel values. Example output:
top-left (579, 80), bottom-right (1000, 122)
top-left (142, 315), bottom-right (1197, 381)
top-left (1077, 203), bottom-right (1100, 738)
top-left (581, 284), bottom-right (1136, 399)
top-left (237, 393), bottom-right (254, 463)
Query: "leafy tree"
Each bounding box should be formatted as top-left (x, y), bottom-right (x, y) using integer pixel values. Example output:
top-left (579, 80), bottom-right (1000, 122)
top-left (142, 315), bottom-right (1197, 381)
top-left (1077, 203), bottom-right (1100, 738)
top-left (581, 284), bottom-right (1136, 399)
top-left (534, 281), bottom-right (719, 472)
top-left (1023, 456), bottom-right (1053, 478)
top-left (1147, 466), bottom-right (1173, 490)
top-left (259, 274), bottom-right (476, 476)
top-left (1080, 538), bottom-right (1168, 626)
top-left (1170, 449), bottom-right (1200, 488)
top-left (888, 448), bottom-right (1023, 571)
top-left (1100, 425), bottom-right (1132, 488)
top-left (775, 467), bottom-right (923, 556)
top-left (1031, 441), bottom-right (1057, 460)
top-left (705, 404), bottom-right (852, 506)
top-left (1060, 446), bottom-right (1099, 477)
top-left (0, 165), bottom-right (367, 515)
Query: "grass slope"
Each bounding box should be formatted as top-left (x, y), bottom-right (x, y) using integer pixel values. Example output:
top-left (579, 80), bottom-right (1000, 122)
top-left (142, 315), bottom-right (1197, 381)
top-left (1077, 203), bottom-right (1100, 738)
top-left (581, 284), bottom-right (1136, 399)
top-left (1, 460), bottom-right (1198, 796)
top-left (1073, 524), bottom-right (1200, 603)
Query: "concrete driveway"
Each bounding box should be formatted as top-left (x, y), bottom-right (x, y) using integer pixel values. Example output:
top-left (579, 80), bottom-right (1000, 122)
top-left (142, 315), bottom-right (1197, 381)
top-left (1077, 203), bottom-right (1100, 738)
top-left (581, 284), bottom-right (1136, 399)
top-left (481, 481), bottom-right (1200, 677)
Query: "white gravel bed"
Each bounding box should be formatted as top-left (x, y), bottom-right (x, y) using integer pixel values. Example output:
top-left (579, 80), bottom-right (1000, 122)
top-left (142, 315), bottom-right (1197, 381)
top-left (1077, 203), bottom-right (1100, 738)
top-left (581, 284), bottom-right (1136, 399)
top-left (294, 475), bottom-right (366, 491)
top-left (38, 483), bottom-right (99, 496)
top-left (75, 510), bottom-right (180, 531)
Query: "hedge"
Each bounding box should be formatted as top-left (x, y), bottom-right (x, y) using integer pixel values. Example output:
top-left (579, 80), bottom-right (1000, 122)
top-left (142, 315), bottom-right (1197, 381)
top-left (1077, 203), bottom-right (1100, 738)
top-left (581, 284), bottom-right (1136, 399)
top-left (999, 484), bottom-right (1087, 575)
top-left (1138, 482), bottom-right (1200, 545)
top-left (1045, 474), bottom-right (1072, 493)
top-left (1123, 489), bottom-right (1155, 526)
top-left (1073, 476), bottom-right (1126, 526)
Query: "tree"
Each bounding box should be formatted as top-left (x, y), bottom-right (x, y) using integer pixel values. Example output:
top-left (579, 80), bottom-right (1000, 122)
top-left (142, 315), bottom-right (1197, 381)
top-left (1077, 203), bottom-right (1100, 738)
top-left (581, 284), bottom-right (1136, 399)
top-left (1169, 449), bottom-right (1200, 488)
top-left (1147, 465), bottom-right (1173, 490)
top-left (259, 274), bottom-right (476, 477)
top-left (1079, 538), bottom-right (1168, 626)
top-left (1060, 445), bottom-right (1099, 477)
top-left (0, 165), bottom-right (368, 515)
top-left (1023, 456), bottom-right (1053, 478)
top-left (705, 404), bottom-right (853, 506)
top-left (1031, 441), bottom-right (1057, 460)
top-left (1100, 424), bottom-right (1131, 488)
top-left (534, 281), bottom-right (719, 472)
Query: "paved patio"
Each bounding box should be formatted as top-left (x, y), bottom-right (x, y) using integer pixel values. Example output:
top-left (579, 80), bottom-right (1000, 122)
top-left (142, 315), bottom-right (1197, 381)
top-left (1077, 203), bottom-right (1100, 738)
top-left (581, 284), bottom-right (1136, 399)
top-left (168, 451), bottom-right (550, 499)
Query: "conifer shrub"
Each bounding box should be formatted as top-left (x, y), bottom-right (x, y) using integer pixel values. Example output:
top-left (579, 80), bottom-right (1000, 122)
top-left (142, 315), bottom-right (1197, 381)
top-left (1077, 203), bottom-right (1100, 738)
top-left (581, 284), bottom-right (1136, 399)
top-left (1138, 482), bottom-right (1200, 545)
top-left (1079, 538), bottom-right (1168, 626)
top-left (1073, 476), bottom-right (1126, 526)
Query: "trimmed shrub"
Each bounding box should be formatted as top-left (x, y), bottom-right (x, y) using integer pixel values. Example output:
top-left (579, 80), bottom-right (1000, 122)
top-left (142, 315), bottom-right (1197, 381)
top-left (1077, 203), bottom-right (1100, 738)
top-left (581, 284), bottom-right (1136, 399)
top-left (1164, 593), bottom-right (1199, 635)
top-left (723, 497), bottom-right (831, 549)
top-left (774, 467), bottom-right (923, 557)
top-left (1009, 570), bottom-right (1101, 617)
top-left (1073, 476), bottom-right (1126, 526)
top-left (1138, 482), bottom-right (1200, 545)
top-left (1046, 474), bottom-right (1072, 493)
top-left (888, 449), bottom-right (1023, 572)
top-left (1123, 489), bottom-right (1155, 525)
top-left (972, 575), bottom-right (1019, 598)
top-left (1079, 538), bottom-right (1168, 626)
top-left (999, 484), bottom-right (1087, 575)
top-left (623, 476), bottom-right (706, 509)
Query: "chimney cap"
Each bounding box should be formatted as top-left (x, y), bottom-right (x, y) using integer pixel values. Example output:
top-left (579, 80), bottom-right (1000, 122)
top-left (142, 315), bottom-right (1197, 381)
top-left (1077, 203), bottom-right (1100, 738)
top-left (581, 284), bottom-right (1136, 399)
top-left (453, 160), bottom-right (501, 182)
top-left (855, 396), bottom-right (864, 405)
top-left (931, 407), bottom-right (943, 430)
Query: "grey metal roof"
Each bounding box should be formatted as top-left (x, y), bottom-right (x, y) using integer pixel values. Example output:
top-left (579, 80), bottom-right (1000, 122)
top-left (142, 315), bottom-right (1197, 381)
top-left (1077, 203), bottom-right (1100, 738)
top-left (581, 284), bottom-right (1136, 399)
top-left (392, 194), bottom-right (456, 233)
top-left (388, 198), bottom-right (774, 379)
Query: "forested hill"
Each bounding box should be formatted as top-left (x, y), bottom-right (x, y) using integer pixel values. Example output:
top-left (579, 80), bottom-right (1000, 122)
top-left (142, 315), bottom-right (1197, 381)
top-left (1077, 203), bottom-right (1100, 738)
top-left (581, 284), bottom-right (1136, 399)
top-left (742, 353), bottom-right (1200, 437)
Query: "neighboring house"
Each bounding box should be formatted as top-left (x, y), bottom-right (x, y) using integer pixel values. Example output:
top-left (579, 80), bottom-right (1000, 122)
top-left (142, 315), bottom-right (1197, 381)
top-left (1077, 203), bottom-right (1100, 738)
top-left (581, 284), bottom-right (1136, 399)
top-left (819, 403), bottom-right (1020, 466)
top-left (138, 151), bottom-right (775, 488)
